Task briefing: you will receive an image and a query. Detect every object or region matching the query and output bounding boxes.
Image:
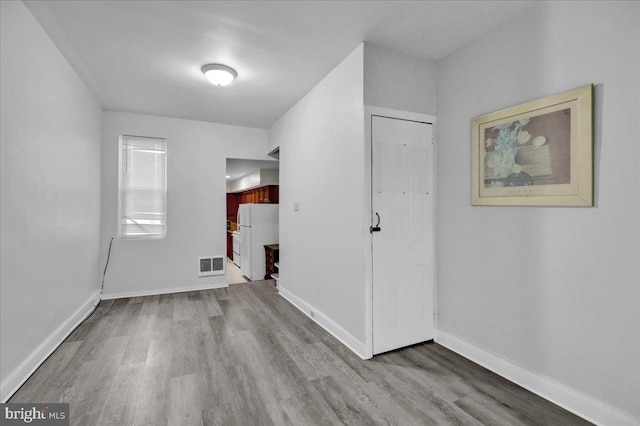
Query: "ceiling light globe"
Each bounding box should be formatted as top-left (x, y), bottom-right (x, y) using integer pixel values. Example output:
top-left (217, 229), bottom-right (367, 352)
top-left (202, 64), bottom-right (237, 86)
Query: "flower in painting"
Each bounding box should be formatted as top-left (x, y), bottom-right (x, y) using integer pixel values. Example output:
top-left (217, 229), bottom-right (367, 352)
top-left (493, 123), bottom-right (515, 151)
top-left (516, 130), bottom-right (531, 145)
top-left (487, 119), bottom-right (536, 178)
top-left (487, 147), bottom-right (517, 178)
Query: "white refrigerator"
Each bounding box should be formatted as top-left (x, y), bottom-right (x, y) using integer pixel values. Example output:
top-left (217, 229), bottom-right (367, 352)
top-left (238, 203), bottom-right (279, 281)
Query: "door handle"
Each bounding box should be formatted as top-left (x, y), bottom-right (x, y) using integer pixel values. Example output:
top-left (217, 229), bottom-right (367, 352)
top-left (370, 212), bottom-right (381, 233)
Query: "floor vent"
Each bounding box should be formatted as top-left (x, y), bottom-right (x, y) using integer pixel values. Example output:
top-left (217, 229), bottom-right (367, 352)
top-left (199, 256), bottom-right (225, 277)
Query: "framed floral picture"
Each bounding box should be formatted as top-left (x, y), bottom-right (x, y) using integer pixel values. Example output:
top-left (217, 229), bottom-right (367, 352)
top-left (471, 84), bottom-right (593, 206)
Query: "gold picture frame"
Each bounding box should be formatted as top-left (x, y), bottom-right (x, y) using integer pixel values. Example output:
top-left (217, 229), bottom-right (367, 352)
top-left (471, 84), bottom-right (593, 206)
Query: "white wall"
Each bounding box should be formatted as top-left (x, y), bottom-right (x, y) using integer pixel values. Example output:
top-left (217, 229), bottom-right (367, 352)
top-left (436, 1), bottom-right (640, 423)
top-left (100, 111), bottom-right (269, 298)
top-left (0, 1), bottom-right (103, 400)
top-left (364, 43), bottom-right (437, 114)
top-left (269, 45), bottom-right (368, 355)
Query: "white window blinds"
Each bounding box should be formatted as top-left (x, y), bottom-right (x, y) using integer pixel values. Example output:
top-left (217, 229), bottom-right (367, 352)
top-left (118, 135), bottom-right (166, 239)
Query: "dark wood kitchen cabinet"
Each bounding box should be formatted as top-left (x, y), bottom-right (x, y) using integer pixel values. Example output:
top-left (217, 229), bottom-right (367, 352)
top-left (227, 185), bottom-right (279, 220)
top-left (226, 193), bottom-right (239, 220)
top-left (237, 185), bottom-right (279, 205)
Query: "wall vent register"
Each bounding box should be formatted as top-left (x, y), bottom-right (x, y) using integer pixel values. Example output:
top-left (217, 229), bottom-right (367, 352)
top-left (199, 256), bottom-right (225, 277)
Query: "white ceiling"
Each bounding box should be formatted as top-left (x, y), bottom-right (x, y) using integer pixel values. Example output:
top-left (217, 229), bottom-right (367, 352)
top-left (226, 158), bottom-right (279, 181)
top-left (25, 0), bottom-right (538, 129)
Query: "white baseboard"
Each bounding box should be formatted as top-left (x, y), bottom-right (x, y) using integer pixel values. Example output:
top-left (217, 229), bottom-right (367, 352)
top-left (1, 290), bottom-right (101, 402)
top-left (435, 329), bottom-right (638, 426)
top-left (101, 282), bottom-right (228, 300)
top-left (279, 286), bottom-right (368, 359)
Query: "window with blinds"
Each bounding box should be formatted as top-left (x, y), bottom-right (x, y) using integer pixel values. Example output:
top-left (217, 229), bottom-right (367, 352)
top-left (118, 135), bottom-right (167, 239)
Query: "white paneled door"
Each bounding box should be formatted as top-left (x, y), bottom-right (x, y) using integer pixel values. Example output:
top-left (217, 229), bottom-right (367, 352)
top-left (371, 115), bottom-right (434, 355)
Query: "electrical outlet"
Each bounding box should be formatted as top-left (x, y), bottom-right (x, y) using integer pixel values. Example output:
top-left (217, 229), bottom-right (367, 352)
top-left (293, 201), bottom-right (300, 211)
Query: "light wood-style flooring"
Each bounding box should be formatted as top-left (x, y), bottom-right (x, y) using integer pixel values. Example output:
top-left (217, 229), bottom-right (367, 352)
top-left (10, 281), bottom-right (591, 425)
top-left (226, 257), bottom-right (248, 284)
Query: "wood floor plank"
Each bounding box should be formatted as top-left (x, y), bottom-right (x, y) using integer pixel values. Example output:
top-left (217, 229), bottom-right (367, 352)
top-left (372, 351), bottom-right (465, 403)
top-left (206, 315), bottom-right (235, 344)
top-left (96, 362), bottom-right (145, 425)
top-left (311, 374), bottom-right (380, 425)
top-left (417, 344), bottom-right (592, 425)
top-left (172, 292), bottom-right (196, 322)
top-left (157, 294), bottom-right (175, 320)
top-left (120, 314), bottom-right (154, 366)
top-left (9, 282), bottom-right (592, 426)
top-left (201, 402), bottom-right (236, 426)
top-left (454, 395), bottom-right (533, 426)
top-left (108, 300), bottom-right (143, 337)
top-left (65, 299), bottom-right (114, 343)
top-left (131, 339), bottom-right (173, 426)
top-left (199, 289), bottom-right (224, 317)
top-left (9, 340), bottom-right (83, 403)
top-left (167, 373), bottom-right (205, 426)
top-left (266, 386), bottom-right (343, 426)
top-left (70, 335), bottom-right (131, 425)
top-left (169, 320), bottom-right (206, 378)
top-left (232, 329), bottom-right (292, 404)
top-left (220, 364), bottom-right (276, 425)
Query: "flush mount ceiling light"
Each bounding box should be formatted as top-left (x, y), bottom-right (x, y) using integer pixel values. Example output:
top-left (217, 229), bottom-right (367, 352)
top-left (201, 64), bottom-right (237, 86)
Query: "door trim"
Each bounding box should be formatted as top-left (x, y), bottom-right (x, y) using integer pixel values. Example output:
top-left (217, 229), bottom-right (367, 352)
top-left (363, 105), bottom-right (436, 359)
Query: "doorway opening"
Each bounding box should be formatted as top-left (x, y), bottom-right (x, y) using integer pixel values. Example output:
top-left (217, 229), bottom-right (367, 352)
top-left (225, 158), bottom-right (280, 285)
